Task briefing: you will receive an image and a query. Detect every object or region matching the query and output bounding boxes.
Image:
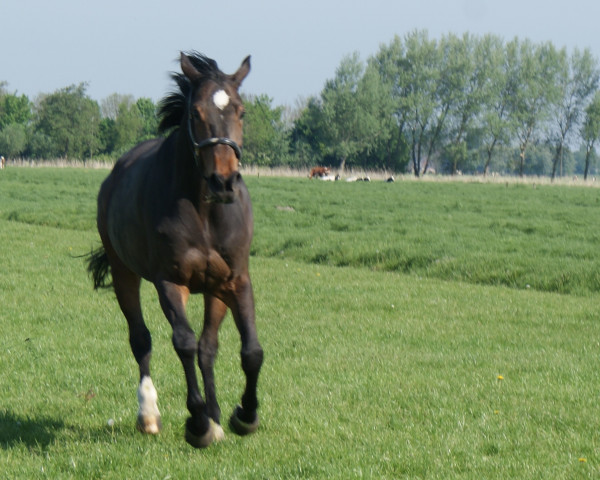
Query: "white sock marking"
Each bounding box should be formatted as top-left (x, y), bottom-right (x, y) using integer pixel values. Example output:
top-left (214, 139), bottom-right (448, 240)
top-left (213, 89), bottom-right (230, 110)
top-left (138, 376), bottom-right (160, 419)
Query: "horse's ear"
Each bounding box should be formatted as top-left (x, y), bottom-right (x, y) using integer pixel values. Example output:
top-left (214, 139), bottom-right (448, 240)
top-left (230, 55), bottom-right (251, 88)
top-left (180, 52), bottom-right (201, 82)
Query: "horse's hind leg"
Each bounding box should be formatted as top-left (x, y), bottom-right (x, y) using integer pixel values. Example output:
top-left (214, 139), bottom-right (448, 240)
top-left (111, 261), bottom-right (161, 434)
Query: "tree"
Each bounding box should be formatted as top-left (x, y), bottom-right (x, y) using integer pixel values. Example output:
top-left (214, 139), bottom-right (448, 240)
top-left (318, 52), bottom-right (387, 171)
top-left (479, 35), bottom-right (516, 175)
top-left (35, 83), bottom-right (101, 159)
top-left (0, 88), bottom-right (32, 159)
top-left (372, 32), bottom-right (441, 176)
top-left (291, 53), bottom-right (388, 171)
top-left (402, 31), bottom-right (441, 176)
top-left (98, 117), bottom-right (117, 154)
top-left (98, 96), bottom-right (158, 156)
top-left (353, 61), bottom-right (395, 170)
top-left (0, 123), bottom-right (27, 157)
top-left (371, 36), bottom-right (410, 172)
top-left (290, 96), bottom-right (328, 167)
top-left (440, 33), bottom-right (496, 174)
top-left (28, 132), bottom-right (55, 159)
top-left (549, 47), bottom-right (599, 180)
top-left (135, 97), bottom-right (158, 140)
top-left (242, 94), bottom-right (288, 166)
top-left (507, 40), bottom-right (560, 177)
top-left (101, 93), bottom-right (134, 120)
top-left (114, 101), bottom-right (143, 153)
top-left (0, 92), bottom-right (31, 129)
top-left (580, 91), bottom-right (600, 179)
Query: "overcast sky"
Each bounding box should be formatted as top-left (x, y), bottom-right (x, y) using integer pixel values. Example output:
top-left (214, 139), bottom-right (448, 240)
top-left (2, 0), bottom-right (599, 107)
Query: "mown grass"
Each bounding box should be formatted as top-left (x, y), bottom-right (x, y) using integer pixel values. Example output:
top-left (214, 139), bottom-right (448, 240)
top-left (0, 167), bottom-right (599, 478)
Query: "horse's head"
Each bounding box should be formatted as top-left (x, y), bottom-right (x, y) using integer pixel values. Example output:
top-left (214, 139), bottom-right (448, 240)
top-left (181, 52), bottom-right (250, 203)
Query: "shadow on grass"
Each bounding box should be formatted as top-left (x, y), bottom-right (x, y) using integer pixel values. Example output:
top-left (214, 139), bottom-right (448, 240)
top-left (0, 410), bottom-right (64, 450)
top-left (0, 408), bottom-right (155, 453)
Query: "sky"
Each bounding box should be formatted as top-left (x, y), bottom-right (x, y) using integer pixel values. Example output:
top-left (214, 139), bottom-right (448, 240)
top-left (2, 0), bottom-right (599, 107)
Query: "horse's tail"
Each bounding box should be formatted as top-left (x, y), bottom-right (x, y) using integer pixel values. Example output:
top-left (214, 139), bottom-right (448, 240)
top-left (86, 246), bottom-right (112, 289)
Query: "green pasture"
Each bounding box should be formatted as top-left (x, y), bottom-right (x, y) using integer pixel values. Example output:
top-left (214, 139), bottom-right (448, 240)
top-left (0, 167), bottom-right (599, 478)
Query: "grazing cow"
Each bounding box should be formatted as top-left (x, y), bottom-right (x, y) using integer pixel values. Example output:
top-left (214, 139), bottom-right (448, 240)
top-left (0, 156), bottom-right (5, 169)
top-left (346, 176), bottom-right (371, 182)
top-left (386, 176), bottom-right (395, 183)
top-left (309, 166), bottom-right (330, 178)
top-left (319, 174), bottom-right (340, 181)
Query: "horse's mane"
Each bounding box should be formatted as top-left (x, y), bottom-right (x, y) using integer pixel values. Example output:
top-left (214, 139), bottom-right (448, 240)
top-left (157, 52), bottom-right (226, 134)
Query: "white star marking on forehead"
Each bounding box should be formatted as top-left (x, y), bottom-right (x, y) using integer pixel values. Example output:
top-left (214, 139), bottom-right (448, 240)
top-left (213, 90), bottom-right (230, 110)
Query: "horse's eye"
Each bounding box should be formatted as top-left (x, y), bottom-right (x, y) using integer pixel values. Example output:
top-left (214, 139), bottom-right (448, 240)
top-left (240, 109), bottom-right (246, 120)
top-left (191, 109), bottom-right (201, 120)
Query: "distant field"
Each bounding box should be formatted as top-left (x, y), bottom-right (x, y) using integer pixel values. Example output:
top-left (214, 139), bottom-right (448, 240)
top-left (0, 167), bottom-right (599, 478)
top-left (249, 174), bottom-right (600, 296)
top-left (2, 167), bottom-right (600, 295)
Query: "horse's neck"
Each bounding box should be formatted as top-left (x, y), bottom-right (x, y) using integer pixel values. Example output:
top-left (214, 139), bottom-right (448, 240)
top-left (166, 132), bottom-right (211, 210)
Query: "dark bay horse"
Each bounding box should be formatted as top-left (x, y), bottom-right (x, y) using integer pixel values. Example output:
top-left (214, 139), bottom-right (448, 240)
top-left (87, 52), bottom-right (263, 448)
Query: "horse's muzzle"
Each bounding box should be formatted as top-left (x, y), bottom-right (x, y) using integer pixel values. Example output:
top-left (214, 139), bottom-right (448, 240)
top-left (206, 172), bottom-right (242, 203)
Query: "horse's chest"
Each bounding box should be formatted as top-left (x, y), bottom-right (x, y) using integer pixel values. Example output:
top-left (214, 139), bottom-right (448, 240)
top-left (158, 213), bottom-right (236, 293)
top-left (177, 247), bottom-right (234, 294)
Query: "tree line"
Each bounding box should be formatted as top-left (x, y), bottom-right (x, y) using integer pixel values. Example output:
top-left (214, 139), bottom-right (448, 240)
top-left (2, 31), bottom-right (600, 178)
top-left (0, 84), bottom-right (159, 163)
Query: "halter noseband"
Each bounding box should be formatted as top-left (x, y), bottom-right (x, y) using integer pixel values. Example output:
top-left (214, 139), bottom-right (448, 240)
top-left (187, 108), bottom-right (242, 166)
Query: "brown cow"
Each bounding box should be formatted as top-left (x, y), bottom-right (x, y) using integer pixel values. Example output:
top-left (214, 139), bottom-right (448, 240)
top-left (309, 166), bottom-right (330, 178)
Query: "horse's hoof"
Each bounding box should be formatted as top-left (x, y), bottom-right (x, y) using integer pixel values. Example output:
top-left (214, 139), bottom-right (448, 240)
top-left (185, 417), bottom-right (215, 448)
top-left (212, 420), bottom-right (225, 442)
top-left (136, 414), bottom-right (162, 434)
top-left (229, 405), bottom-right (259, 436)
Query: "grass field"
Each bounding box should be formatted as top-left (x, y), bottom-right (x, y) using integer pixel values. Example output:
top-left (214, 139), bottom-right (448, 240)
top-left (0, 167), bottom-right (599, 478)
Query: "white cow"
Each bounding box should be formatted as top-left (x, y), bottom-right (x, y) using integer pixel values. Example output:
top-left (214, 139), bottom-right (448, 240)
top-left (319, 174), bottom-right (340, 181)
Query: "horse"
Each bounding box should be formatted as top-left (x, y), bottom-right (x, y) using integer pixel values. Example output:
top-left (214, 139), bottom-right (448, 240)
top-left (309, 166), bottom-right (329, 178)
top-left (86, 52), bottom-right (263, 448)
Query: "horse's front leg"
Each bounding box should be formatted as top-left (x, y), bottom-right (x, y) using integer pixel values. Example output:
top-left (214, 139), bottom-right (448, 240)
top-left (155, 280), bottom-right (217, 448)
top-left (198, 294), bottom-right (228, 438)
top-left (227, 274), bottom-right (263, 435)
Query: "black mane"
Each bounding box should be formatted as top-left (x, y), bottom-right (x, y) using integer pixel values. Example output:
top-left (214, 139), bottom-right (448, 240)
top-left (157, 52), bottom-right (226, 134)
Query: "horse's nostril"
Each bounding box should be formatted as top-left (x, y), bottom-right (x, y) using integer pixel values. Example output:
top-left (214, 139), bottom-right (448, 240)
top-left (206, 173), bottom-right (240, 203)
top-left (208, 173), bottom-right (226, 192)
top-left (225, 172), bottom-right (242, 192)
